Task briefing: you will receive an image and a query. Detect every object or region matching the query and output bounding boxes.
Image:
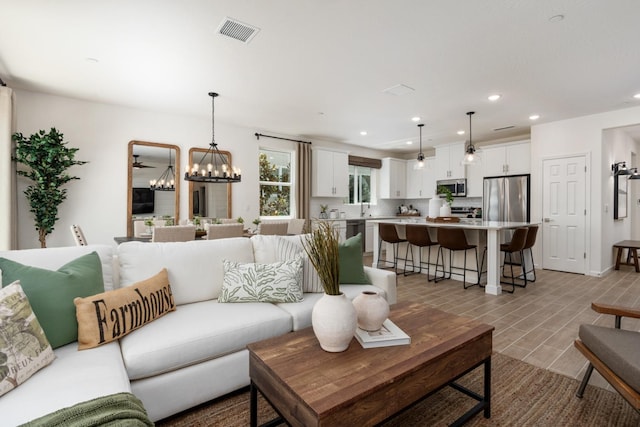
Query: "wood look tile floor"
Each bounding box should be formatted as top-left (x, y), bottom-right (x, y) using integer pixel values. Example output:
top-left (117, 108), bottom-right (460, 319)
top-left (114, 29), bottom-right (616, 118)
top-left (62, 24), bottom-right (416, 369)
top-left (372, 255), bottom-right (640, 392)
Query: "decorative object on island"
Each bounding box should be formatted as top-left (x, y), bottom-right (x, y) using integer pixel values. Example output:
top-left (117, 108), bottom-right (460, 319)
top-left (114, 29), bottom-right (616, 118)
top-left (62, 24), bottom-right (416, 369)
top-left (184, 92), bottom-right (241, 183)
top-left (437, 185), bottom-right (454, 217)
top-left (302, 221), bottom-right (357, 352)
top-left (12, 128), bottom-right (87, 248)
top-left (144, 219), bottom-right (154, 234)
top-left (414, 123), bottom-right (426, 170)
top-left (352, 291), bottom-right (389, 331)
top-left (428, 194), bottom-right (443, 219)
top-left (319, 204), bottom-right (328, 219)
top-left (461, 111), bottom-right (481, 165)
top-left (150, 149), bottom-right (176, 191)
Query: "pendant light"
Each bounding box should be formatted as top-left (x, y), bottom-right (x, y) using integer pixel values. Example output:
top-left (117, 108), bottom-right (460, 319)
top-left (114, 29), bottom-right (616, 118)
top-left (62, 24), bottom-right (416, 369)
top-left (461, 111), bottom-right (481, 165)
top-left (150, 149), bottom-right (176, 191)
top-left (414, 123), bottom-right (425, 170)
top-left (629, 168), bottom-right (640, 179)
top-left (184, 92), bottom-right (241, 183)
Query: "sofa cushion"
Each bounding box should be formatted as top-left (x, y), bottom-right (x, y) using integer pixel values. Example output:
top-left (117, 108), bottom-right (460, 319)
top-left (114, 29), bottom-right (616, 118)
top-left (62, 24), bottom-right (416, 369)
top-left (0, 252), bottom-right (104, 348)
top-left (251, 234), bottom-right (280, 263)
top-left (579, 324), bottom-right (640, 393)
top-left (75, 269), bottom-right (176, 349)
top-left (0, 282), bottom-right (56, 397)
top-left (117, 239), bottom-right (255, 305)
top-left (275, 237), bottom-right (323, 293)
top-left (219, 258), bottom-right (303, 303)
top-left (0, 341), bottom-right (130, 427)
top-left (119, 300), bottom-right (292, 380)
top-left (339, 233), bottom-right (369, 284)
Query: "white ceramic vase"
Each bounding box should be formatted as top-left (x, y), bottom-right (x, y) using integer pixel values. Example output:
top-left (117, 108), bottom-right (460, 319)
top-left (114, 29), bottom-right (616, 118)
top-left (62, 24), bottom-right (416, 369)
top-left (429, 195), bottom-right (443, 218)
top-left (312, 293), bottom-right (357, 352)
top-left (440, 203), bottom-right (452, 217)
top-left (352, 291), bottom-right (389, 331)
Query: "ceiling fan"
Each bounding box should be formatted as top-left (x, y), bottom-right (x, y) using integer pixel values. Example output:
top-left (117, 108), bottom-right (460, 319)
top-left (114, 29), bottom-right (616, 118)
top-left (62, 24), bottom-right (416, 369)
top-left (132, 154), bottom-right (155, 169)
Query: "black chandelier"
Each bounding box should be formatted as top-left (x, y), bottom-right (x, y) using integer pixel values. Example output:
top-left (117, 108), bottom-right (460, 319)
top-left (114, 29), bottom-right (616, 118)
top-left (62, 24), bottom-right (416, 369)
top-left (150, 150), bottom-right (176, 191)
top-left (184, 92), bottom-right (241, 183)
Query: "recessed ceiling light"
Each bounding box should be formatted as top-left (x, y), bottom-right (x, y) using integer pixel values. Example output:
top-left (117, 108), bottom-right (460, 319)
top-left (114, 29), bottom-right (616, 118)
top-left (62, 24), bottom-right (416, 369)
top-left (529, 114), bottom-right (540, 120)
top-left (488, 94), bottom-right (501, 101)
top-left (411, 116), bottom-right (421, 122)
top-left (457, 130), bottom-right (465, 135)
top-left (634, 93), bottom-right (640, 99)
top-left (549, 14), bottom-right (565, 23)
top-left (360, 131), bottom-right (367, 136)
top-left (406, 141), bottom-right (413, 145)
top-left (85, 57), bottom-right (99, 63)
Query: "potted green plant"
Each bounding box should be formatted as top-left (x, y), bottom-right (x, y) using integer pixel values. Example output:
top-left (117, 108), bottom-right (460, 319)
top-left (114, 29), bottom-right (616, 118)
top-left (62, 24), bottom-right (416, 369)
top-left (12, 128), bottom-right (87, 248)
top-left (437, 185), bottom-right (454, 205)
top-left (144, 219), bottom-right (154, 234)
top-left (319, 204), bottom-right (329, 219)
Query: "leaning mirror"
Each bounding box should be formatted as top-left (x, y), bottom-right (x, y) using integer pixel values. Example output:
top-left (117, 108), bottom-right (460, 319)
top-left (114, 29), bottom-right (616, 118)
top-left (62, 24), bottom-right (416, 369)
top-left (127, 141), bottom-right (180, 237)
top-left (188, 147), bottom-right (232, 219)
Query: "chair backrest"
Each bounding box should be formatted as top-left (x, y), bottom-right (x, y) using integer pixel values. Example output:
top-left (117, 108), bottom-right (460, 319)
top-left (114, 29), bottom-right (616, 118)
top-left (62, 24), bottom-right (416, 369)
top-left (206, 223), bottom-right (244, 240)
top-left (152, 225), bottom-right (196, 242)
top-left (523, 225), bottom-right (539, 250)
top-left (258, 221), bottom-right (289, 235)
top-left (133, 220), bottom-right (147, 237)
top-left (70, 224), bottom-right (87, 246)
top-left (503, 227), bottom-right (529, 252)
top-left (287, 219), bottom-right (307, 235)
top-left (378, 223), bottom-right (401, 243)
top-left (405, 224), bottom-right (435, 247)
top-left (437, 228), bottom-right (472, 250)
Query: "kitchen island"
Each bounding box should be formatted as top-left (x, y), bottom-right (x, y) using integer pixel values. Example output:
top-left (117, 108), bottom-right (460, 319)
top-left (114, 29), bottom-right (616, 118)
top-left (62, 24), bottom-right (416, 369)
top-left (370, 219), bottom-right (534, 295)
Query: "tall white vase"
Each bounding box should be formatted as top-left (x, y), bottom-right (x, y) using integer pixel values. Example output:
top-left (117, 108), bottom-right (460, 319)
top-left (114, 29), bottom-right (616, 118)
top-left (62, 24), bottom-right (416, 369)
top-left (312, 293), bottom-right (357, 352)
top-left (429, 195), bottom-right (443, 218)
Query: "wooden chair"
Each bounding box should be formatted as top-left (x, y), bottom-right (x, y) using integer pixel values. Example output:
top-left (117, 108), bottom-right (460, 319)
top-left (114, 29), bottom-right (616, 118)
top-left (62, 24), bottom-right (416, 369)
top-left (70, 224), bottom-right (87, 246)
top-left (151, 225), bottom-right (196, 242)
top-left (575, 302), bottom-right (640, 411)
top-left (257, 221), bottom-right (289, 235)
top-left (206, 223), bottom-right (244, 240)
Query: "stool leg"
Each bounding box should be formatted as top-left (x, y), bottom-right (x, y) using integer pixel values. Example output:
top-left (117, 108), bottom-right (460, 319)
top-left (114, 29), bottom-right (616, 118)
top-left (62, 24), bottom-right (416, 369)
top-left (403, 243), bottom-right (413, 276)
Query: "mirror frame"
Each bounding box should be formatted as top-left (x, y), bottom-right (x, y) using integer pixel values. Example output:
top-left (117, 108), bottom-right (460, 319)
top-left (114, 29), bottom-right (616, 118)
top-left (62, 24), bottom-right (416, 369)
top-left (188, 147), bottom-right (233, 219)
top-left (127, 140), bottom-right (181, 237)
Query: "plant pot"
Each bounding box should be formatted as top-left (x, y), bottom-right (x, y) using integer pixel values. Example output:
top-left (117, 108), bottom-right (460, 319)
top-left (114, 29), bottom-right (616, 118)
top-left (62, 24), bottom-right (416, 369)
top-left (352, 291), bottom-right (389, 332)
top-left (429, 195), bottom-right (443, 218)
top-left (312, 293), bottom-right (357, 352)
top-left (440, 203), bottom-right (452, 217)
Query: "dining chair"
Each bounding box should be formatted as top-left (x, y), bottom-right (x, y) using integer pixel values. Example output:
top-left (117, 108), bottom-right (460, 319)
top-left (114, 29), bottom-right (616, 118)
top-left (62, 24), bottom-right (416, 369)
top-left (257, 221), bottom-right (289, 235)
top-left (70, 224), bottom-right (87, 246)
top-left (151, 225), bottom-right (196, 242)
top-left (287, 219), bottom-right (307, 235)
top-left (133, 220), bottom-right (147, 237)
top-left (206, 223), bottom-right (244, 240)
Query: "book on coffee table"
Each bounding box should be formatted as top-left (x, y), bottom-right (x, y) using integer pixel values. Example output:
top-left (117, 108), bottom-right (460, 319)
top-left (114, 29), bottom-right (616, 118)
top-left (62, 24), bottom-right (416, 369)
top-left (354, 319), bottom-right (411, 348)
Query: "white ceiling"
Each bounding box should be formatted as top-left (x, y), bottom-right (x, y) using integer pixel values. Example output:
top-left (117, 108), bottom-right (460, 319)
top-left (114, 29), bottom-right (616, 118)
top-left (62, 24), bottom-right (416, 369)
top-left (2, 0), bottom-right (640, 153)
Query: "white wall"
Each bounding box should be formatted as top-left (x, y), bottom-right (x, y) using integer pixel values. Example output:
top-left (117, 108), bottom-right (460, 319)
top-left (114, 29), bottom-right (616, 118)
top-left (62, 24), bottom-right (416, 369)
top-left (13, 90), bottom-right (395, 249)
top-left (531, 105), bottom-right (640, 276)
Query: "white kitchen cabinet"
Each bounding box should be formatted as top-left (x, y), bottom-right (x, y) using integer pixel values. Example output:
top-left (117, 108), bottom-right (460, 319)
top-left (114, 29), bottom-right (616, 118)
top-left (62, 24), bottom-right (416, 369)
top-left (379, 158), bottom-right (406, 199)
top-left (435, 142), bottom-right (466, 180)
top-left (406, 158), bottom-right (436, 198)
top-left (482, 141), bottom-right (530, 177)
top-left (311, 148), bottom-right (349, 197)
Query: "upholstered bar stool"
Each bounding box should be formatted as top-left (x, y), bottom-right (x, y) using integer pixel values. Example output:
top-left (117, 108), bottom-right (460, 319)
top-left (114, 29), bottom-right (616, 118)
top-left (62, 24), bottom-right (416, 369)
top-left (521, 225), bottom-right (539, 284)
top-left (499, 227), bottom-right (529, 293)
top-left (403, 224), bottom-right (438, 280)
top-left (434, 228), bottom-right (480, 289)
top-left (377, 223), bottom-right (407, 275)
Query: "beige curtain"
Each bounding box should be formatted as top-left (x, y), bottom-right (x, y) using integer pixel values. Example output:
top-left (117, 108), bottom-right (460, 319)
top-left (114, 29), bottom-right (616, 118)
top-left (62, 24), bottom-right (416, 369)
top-left (296, 142), bottom-right (311, 224)
top-left (0, 86), bottom-right (17, 250)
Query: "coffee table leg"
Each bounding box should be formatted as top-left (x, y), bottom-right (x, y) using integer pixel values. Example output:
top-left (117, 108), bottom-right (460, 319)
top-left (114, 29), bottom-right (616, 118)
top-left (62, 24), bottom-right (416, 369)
top-left (484, 357), bottom-right (491, 418)
top-left (250, 381), bottom-right (258, 427)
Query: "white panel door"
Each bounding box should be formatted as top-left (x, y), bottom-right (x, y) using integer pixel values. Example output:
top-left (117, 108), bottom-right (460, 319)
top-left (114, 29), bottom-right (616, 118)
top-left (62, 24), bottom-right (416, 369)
top-left (542, 156), bottom-right (586, 273)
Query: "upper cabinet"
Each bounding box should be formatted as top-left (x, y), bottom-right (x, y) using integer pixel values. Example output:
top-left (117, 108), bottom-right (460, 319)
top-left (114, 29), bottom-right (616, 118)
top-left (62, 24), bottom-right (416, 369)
top-left (406, 158), bottom-right (436, 199)
top-left (312, 148), bottom-right (349, 197)
top-left (379, 158), bottom-right (406, 199)
top-left (435, 142), bottom-right (466, 180)
top-left (482, 141), bottom-right (530, 177)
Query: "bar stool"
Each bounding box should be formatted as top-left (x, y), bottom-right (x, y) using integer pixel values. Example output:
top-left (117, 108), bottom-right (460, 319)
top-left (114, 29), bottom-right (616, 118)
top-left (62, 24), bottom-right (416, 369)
top-left (521, 225), bottom-right (538, 284)
top-left (499, 227), bottom-right (529, 293)
top-left (434, 228), bottom-right (480, 289)
top-left (377, 223), bottom-right (407, 275)
top-left (403, 224), bottom-right (438, 280)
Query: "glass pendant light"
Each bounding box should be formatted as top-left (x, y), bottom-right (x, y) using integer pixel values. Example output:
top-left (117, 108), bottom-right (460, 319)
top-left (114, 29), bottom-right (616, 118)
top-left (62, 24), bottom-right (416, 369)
top-left (414, 123), bottom-right (425, 170)
top-left (461, 111), bottom-right (481, 165)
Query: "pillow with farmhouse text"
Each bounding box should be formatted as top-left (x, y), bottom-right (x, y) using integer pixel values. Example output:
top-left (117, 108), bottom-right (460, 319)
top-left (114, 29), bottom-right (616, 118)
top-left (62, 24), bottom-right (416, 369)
top-left (275, 237), bottom-right (324, 293)
top-left (0, 252), bottom-right (104, 348)
top-left (74, 269), bottom-right (175, 350)
top-left (219, 258), bottom-right (303, 303)
top-left (0, 281), bottom-right (56, 397)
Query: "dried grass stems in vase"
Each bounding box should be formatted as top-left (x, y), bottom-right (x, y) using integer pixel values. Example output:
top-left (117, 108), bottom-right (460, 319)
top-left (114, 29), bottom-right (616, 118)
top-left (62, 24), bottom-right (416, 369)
top-left (302, 221), bottom-right (341, 295)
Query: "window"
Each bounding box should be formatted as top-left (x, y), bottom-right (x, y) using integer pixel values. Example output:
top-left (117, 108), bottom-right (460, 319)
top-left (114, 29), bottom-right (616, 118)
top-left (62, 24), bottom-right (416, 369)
top-left (348, 165), bottom-right (373, 204)
top-left (259, 148), bottom-right (293, 217)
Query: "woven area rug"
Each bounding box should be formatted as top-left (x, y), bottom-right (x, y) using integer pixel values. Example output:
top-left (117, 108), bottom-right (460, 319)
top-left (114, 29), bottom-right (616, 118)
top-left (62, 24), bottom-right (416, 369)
top-left (156, 353), bottom-right (639, 426)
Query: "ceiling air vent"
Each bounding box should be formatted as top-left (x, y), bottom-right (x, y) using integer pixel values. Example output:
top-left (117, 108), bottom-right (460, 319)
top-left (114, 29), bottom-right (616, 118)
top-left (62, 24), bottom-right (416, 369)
top-left (493, 125), bottom-right (515, 132)
top-left (217, 17), bottom-right (260, 44)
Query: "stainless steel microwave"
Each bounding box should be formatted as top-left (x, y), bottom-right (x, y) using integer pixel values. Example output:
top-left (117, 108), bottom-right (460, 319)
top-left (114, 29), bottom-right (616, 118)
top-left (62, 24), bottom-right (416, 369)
top-left (436, 179), bottom-right (467, 197)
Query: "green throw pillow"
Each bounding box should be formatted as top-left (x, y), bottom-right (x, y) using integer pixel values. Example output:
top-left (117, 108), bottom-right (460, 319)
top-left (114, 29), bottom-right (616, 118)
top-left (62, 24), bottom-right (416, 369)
top-left (0, 252), bottom-right (105, 349)
top-left (339, 233), bottom-right (369, 284)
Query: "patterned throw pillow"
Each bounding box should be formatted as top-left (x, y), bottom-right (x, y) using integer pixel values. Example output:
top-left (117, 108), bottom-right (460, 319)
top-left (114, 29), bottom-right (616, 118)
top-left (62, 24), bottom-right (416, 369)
top-left (0, 281), bottom-right (56, 397)
top-left (74, 269), bottom-right (176, 350)
top-left (275, 237), bottom-right (324, 293)
top-left (219, 258), bottom-right (303, 303)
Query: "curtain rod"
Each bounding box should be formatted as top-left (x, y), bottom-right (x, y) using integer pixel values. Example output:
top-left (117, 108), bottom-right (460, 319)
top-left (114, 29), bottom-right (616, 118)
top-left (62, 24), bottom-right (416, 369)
top-left (255, 133), bottom-right (311, 145)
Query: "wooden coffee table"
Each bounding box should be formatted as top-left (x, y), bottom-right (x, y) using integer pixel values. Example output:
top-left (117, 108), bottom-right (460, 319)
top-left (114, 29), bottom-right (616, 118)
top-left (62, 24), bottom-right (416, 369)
top-left (247, 301), bottom-right (494, 426)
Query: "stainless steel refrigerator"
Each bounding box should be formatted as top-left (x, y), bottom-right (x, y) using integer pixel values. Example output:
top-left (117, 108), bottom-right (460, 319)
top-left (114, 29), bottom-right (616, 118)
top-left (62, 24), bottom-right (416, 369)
top-left (483, 174), bottom-right (530, 223)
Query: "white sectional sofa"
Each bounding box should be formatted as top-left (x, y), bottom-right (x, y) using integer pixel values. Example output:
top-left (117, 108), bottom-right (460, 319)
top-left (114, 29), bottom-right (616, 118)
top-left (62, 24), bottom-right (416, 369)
top-left (0, 235), bottom-right (396, 424)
